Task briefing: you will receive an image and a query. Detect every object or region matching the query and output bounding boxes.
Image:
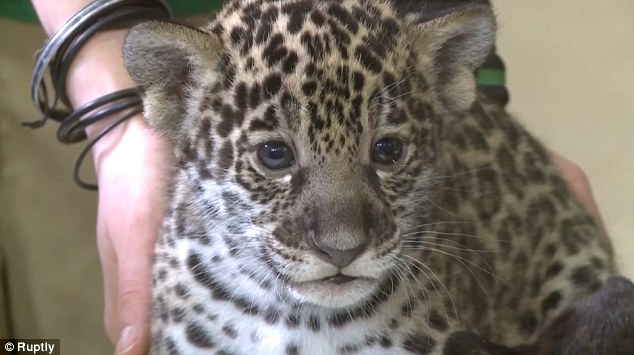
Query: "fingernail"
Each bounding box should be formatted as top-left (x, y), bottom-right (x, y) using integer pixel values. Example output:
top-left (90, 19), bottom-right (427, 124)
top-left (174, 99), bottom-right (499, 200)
top-left (115, 326), bottom-right (139, 355)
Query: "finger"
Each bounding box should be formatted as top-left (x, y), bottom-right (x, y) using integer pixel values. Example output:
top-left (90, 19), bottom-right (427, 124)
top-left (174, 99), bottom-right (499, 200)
top-left (550, 153), bottom-right (600, 216)
top-left (113, 193), bottom-right (164, 354)
top-left (113, 229), bottom-right (155, 355)
top-left (550, 152), bottom-right (611, 249)
top-left (97, 225), bottom-right (120, 344)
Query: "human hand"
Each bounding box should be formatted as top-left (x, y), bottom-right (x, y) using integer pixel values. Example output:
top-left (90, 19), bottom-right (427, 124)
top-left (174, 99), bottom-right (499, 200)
top-left (59, 30), bottom-right (171, 355)
top-left (94, 116), bottom-right (171, 355)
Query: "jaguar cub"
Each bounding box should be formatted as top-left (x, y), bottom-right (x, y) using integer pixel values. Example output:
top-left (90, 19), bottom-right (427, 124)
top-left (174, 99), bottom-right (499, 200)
top-left (123, 0), bottom-right (617, 354)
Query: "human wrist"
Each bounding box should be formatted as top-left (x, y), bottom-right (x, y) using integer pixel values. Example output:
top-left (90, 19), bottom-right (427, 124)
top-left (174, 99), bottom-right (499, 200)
top-left (63, 30), bottom-right (139, 137)
top-left (29, 0), bottom-right (171, 189)
top-left (90, 114), bottom-right (163, 177)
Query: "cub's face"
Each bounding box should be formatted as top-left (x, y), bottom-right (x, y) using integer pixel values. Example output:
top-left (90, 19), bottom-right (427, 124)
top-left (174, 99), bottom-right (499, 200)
top-left (124, 0), bottom-right (495, 309)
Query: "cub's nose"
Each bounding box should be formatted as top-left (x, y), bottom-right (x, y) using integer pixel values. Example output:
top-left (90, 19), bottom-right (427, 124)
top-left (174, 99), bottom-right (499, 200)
top-left (309, 233), bottom-right (367, 268)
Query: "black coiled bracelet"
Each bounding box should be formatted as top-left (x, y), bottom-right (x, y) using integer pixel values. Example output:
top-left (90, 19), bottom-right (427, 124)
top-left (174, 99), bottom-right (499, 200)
top-left (27, 0), bottom-right (171, 190)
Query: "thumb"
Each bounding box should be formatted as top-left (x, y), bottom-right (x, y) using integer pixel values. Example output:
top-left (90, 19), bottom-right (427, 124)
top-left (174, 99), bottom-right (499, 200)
top-left (113, 253), bottom-right (153, 355)
top-left (114, 325), bottom-right (144, 355)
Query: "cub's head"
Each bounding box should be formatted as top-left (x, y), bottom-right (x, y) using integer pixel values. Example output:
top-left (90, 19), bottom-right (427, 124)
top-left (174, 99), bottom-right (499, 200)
top-left (124, 0), bottom-right (494, 309)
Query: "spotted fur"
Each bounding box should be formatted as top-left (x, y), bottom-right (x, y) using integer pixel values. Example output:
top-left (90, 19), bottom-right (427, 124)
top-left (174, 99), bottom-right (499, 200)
top-left (124, 1), bottom-right (616, 354)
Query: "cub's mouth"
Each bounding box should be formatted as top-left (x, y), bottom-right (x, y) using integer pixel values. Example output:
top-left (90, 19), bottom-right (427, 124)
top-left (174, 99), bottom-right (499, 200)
top-left (322, 273), bottom-right (358, 284)
top-left (289, 274), bottom-right (379, 308)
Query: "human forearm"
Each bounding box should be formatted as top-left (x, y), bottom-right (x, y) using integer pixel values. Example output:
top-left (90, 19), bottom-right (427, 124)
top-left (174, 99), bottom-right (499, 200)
top-left (31, 0), bottom-right (106, 35)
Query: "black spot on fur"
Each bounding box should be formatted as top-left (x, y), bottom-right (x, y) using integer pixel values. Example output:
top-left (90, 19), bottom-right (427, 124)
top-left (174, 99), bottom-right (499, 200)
top-left (217, 141), bottom-right (234, 178)
top-left (222, 324), bottom-right (238, 339)
top-left (545, 262), bottom-right (563, 280)
top-left (263, 34), bottom-right (288, 66)
top-left (428, 310), bottom-right (449, 331)
top-left (379, 335), bottom-right (392, 348)
top-left (156, 295), bottom-right (168, 322)
top-left (367, 33), bottom-right (389, 58)
top-left (355, 44), bottom-right (383, 73)
top-left (302, 81), bottom-right (318, 96)
top-left (340, 344), bottom-right (358, 354)
top-left (542, 291), bottom-right (563, 315)
top-left (381, 17), bottom-right (400, 37)
top-left (401, 298), bottom-right (416, 317)
top-left (192, 304), bottom-right (204, 314)
top-left (165, 337), bottom-right (181, 355)
top-left (283, 51), bottom-right (299, 73)
top-left (229, 26), bottom-right (246, 47)
top-left (174, 283), bottom-right (189, 299)
top-left (308, 314), bottom-right (320, 331)
top-left (264, 307), bottom-right (280, 324)
top-left (561, 218), bottom-right (587, 255)
top-left (249, 118), bottom-right (273, 131)
top-left (544, 243), bottom-right (558, 257)
top-left (282, 0), bottom-right (312, 34)
top-left (571, 265), bottom-right (593, 286)
top-left (403, 332), bottom-right (436, 354)
top-left (407, 99), bottom-right (431, 122)
top-left (248, 82), bottom-right (262, 109)
top-left (233, 82), bottom-right (248, 111)
top-left (352, 71), bottom-right (365, 91)
top-left (255, 8), bottom-right (279, 44)
top-left (211, 23), bottom-right (224, 36)
top-left (170, 307), bottom-right (186, 323)
top-left (219, 58), bottom-right (236, 89)
top-left (285, 344), bottom-right (300, 355)
top-left (475, 168), bottom-right (501, 220)
top-left (245, 57), bottom-right (255, 71)
top-left (301, 32), bottom-right (326, 59)
top-left (328, 4), bottom-right (359, 34)
top-left (308, 101), bottom-right (324, 130)
top-left (290, 168), bottom-right (306, 195)
top-left (519, 311), bottom-right (538, 335)
top-left (216, 108), bottom-right (233, 139)
top-left (217, 104), bottom-right (244, 137)
top-left (443, 331), bottom-right (513, 355)
top-left (387, 107), bottom-right (407, 125)
top-left (186, 322), bottom-right (215, 348)
top-left (263, 73), bottom-right (283, 99)
top-left (241, 4), bottom-right (261, 28)
top-left (591, 257), bottom-right (605, 269)
top-left (351, 6), bottom-right (378, 28)
top-left (327, 19), bottom-right (351, 58)
top-left (464, 125), bottom-right (489, 151)
top-left (286, 313), bottom-right (300, 328)
top-left (263, 105), bottom-right (279, 127)
top-left (311, 10), bottom-right (326, 27)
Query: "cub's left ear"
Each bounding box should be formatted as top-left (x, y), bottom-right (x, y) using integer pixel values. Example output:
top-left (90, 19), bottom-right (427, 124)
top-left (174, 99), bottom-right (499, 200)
top-left (123, 21), bottom-right (222, 140)
top-left (416, 4), bottom-right (496, 113)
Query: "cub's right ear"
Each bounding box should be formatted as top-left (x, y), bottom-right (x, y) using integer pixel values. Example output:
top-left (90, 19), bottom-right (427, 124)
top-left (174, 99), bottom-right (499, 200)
top-left (124, 21), bottom-right (221, 139)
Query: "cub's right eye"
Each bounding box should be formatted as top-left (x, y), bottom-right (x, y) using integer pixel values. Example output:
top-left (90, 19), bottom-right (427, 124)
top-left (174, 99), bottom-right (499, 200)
top-left (257, 141), bottom-right (295, 171)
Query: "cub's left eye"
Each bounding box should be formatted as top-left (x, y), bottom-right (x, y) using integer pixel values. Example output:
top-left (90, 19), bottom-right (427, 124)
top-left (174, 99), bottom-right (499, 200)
top-left (257, 141), bottom-right (295, 171)
top-left (371, 137), bottom-right (405, 167)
